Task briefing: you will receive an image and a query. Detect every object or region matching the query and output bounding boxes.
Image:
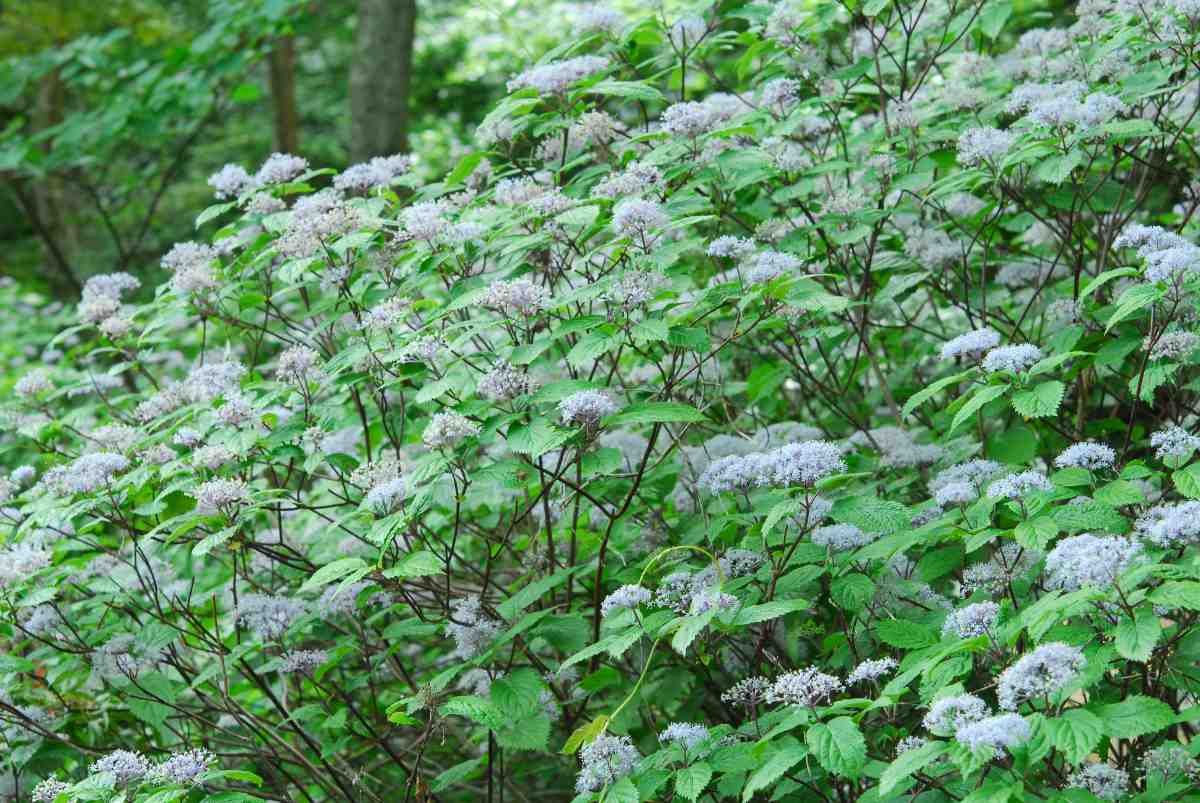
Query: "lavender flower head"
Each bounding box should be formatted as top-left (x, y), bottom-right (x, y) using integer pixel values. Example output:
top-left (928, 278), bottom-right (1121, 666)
top-left (659, 722), bottom-right (709, 751)
top-left (942, 601), bottom-right (1000, 638)
top-left (255, 152), bottom-right (308, 185)
top-left (482, 278), bottom-right (551, 316)
top-left (601, 584), bottom-right (652, 618)
top-left (1137, 502), bottom-right (1200, 547)
top-left (811, 523), bottom-right (878, 551)
top-left (508, 55), bottom-right (609, 94)
top-left (32, 779), bottom-right (69, 802)
top-left (612, 198), bottom-right (670, 239)
top-left (846, 657), bottom-right (897, 684)
top-left (982, 343), bottom-right (1043, 373)
top-left (1068, 763), bottom-right (1129, 801)
top-left (988, 471), bottom-right (1053, 500)
top-left (1044, 533), bottom-right (1142, 590)
top-left (152, 748), bottom-right (216, 785)
top-left (208, 163), bottom-right (255, 199)
top-left (90, 750), bottom-right (151, 785)
top-left (478, 363), bottom-right (536, 401)
top-left (1054, 441), bottom-right (1116, 471)
top-left (422, 411), bottom-right (481, 449)
top-left (280, 650), bottom-right (329, 674)
top-left (955, 713), bottom-right (1031, 754)
top-left (575, 733), bottom-right (639, 793)
top-left (447, 596), bottom-right (501, 660)
top-left (236, 594), bottom-right (306, 640)
top-left (923, 694), bottom-right (990, 735)
top-left (997, 642), bottom-right (1085, 710)
top-left (765, 667), bottom-right (844, 707)
top-left (721, 676), bottom-right (770, 706)
top-left (559, 390), bottom-right (619, 427)
top-left (1150, 425), bottom-right (1200, 459)
top-left (941, 328), bottom-right (1001, 360)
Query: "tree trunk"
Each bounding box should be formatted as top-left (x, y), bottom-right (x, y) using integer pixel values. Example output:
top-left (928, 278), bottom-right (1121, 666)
top-left (349, 0), bottom-right (416, 162)
top-left (268, 35), bottom-right (300, 154)
top-left (30, 68), bottom-right (82, 298)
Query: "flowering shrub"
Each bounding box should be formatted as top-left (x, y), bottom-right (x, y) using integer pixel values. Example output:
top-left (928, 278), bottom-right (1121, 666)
top-left (3, 1), bottom-right (1200, 801)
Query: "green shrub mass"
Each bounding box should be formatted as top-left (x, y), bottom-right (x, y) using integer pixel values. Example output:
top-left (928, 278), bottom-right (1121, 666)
top-left (3, 2), bottom-right (1200, 801)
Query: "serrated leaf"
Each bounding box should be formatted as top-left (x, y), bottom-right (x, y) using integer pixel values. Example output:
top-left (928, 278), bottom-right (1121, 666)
top-left (806, 717), bottom-right (866, 778)
top-left (1173, 463), bottom-right (1200, 500)
top-left (732, 598), bottom-right (808, 625)
top-left (742, 740), bottom-right (806, 802)
top-left (879, 739), bottom-right (948, 794)
top-left (561, 716), bottom-right (609, 755)
top-left (1149, 581), bottom-right (1200, 610)
top-left (1107, 284), bottom-right (1163, 332)
top-left (585, 80), bottom-right (663, 102)
top-left (952, 385), bottom-right (1008, 434)
top-left (831, 574), bottom-right (875, 612)
top-left (1011, 381), bottom-right (1064, 419)
top-left (1095, 695), bottom-right (1174, 739)
top-left (1046, 709), bottom-right (1104, 764)
top-left (1115, 610), bottom-right (1161, 662)
top-left (675, 763), bottom-right (712, 801)
top-left (605, 401), bottom-right (705, 426)
top-left (877, 619), bottom-right (937, 649)
top-left (831, 496), bottom-right (911, 535)
top-left (439, 696), bottom-right (507, 731)
top-left (300, 557), bottom-right (368, 594)
top-left (902, 370), bottom-right (973, 420)
top-left (672, 609), bottom-right (716, 655)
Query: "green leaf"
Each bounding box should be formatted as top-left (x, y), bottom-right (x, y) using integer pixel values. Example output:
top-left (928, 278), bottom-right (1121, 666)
top-left (604, 776), bottom-right (639, 803)
top-left (1053, 499), bottom-right (1129, 534)
top-left (491, 669), bottom-right (543, 717)
top-left (806, 717), bottom-right (866, 778)
top-left (605, 401), bottom-right (706, 426)
top-left (386, 550), bottom-right (443, 578)
top-left (879, 740), bottom-right (948, 794)
top-left (675, 763), bottom-right (712, 801)
top-left (831, 574), bottom-right (875, 612)
top-left (877, 619), bottom-right (937, 649)
top-left (196, 201), bottom-right (236, 227)
top-left (1046, 709), bottom-right (1104, 764)
top-left (439, 696), bottom-right (507, 731)
top-left (1149, 581), bottom-right (1200, 610)
top-left (732, 598), bottom-right (809, 625)
top-left (830, 496), bottom-right (911, 535)
top-left (495, 714), bottom-right (551, 752)
top-left (1107, 284), bottom-right (1163, 332)
top-left (561, 716), bottom-right (609, 755)
top-left (978, 0), bottom-right (1012, 38)
top-left (742, 739), bottom-right (806, 802)
top-left (445, 152), bottom-right (483, 186)
top-left (299, 557), bottom-right (368, 594)
top-left (506, 418), bottom-right (573, 458)
top-left (1014, 516), bottom-right (1059, 551)
top-left (1095, 695), bottom-right (1175, 739)
top-left (1115, 610), bottom-right (1161, 662)
top-left (902, 370), bottom-right (972, 420)
top-left (1011, 381), bottom-right (1064, 419)
top-left (1173, 463), bottom-right (1200, 500)
top-left (672, 609), bottom-right (716, 655)
top-left (951, 385), bottom-right (1008, 434)
top-left (585, 80), bottom-right (664, 103)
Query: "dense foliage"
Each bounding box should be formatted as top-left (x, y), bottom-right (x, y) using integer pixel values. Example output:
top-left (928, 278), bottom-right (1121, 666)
top-left (2, 1), bottom-right (1200, 801)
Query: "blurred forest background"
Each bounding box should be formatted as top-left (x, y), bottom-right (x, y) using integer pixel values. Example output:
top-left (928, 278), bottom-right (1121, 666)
top-left (0, 0), bottom-right (633, 300)
top-left (0, 0), bottom-right (1073, 303)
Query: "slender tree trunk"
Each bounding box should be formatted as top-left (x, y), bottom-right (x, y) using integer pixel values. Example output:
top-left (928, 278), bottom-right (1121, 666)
top-left (30, 68), bottom-right (82, 298)
top-left (349, 0), bottom-right (416, 162)
top-left (268, 35), bottom-right (300, 154)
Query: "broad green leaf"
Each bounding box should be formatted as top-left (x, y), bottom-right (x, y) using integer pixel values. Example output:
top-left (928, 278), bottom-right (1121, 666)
top-left (1011, 381), bottom-right (1064, 419)
top-left (879, 739), bottom-right (948, 794)
top-left (742, 739), bottom-right (806, 802)
top-left (1115, 610), bottom-right (1161, 662)
top-left (675, 763), bottom-right (712, 801)
top-left (299, 557), bottom-right (368, 594)
top-left (951, 385), bottom-right (1008, 434)
top-left (1095, 695), bottom-right (1175, 739)
top-left (806, 717), bottom-right (866, 778)
top-left (1046, 709), bottom-right (1104, 764)
top-left (605, 401), bottom-right (706, 427)
top-left (901, 370), bottom-right (972, 420)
